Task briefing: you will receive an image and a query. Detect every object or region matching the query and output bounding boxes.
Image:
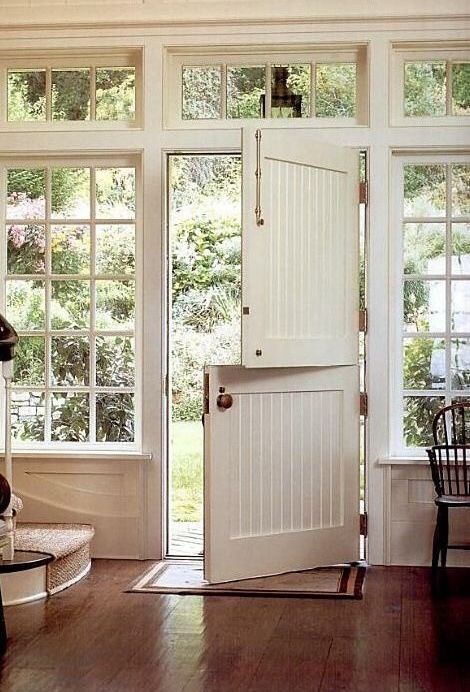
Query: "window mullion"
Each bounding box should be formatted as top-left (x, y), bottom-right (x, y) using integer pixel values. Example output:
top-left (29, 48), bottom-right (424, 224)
top-left (90, 167), bottom-right (97, 444)
top-left (265, 63), bottom-right (272, 118)
top-left (446, 61), bottom-right (453, 116)
top-left (445, 162), bottom-right (453, 405)
top-left (44, 166), bottom-right (52, 443)
top-left (45, 67), bottom-right (52, 122)
top-left (220, 64), bottom-right (227, 120)
top-left (90, 66), bottom-right (97, 121)
top-left (310, 62), bottom-right (315, 118)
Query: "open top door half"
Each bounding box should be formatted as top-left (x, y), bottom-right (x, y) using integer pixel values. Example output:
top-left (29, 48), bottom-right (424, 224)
top-left (204, 129), bottom-right (360, 584)
top-left (242, 128), bottom-right (358, 368)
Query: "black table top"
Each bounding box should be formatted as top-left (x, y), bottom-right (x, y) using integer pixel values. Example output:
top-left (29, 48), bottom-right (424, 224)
top-left (0, 551), bottom-right (53, 574)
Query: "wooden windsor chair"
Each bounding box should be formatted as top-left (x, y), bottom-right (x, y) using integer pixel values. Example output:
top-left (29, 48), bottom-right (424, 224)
top-left (426, 401), bottom-right (470, 575)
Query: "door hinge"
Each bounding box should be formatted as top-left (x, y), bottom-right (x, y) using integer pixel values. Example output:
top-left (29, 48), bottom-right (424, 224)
top-left (360, 512), bottom-right (368, 537)
top-left (360, 392), bottom-right (368, 417)
top-left (203, 372), bottom-right (210, 415)
top-left (359, 181), bottom-right (368, 205)
top-left (359, 308), bottom-right (367, 333)
top-left (164, 374), bottom-right (169, 397)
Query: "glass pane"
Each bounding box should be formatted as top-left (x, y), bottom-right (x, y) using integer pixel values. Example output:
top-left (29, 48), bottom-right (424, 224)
top-left (95, 280), bottom-right (135, 330)
top-left (7, 169), bottom-right (46, 220)
top-left (403, 396), bottom-right (446, 448)
top-left (404, 165), bottom-right (446, 218)
top-left (451, 280), bottom-right (470, 332)
top-left (7, 224), bottom-right (46, 274)
top-left (403, 338), bottom-right (446, 390)
top-left (451, 339), bottom-right (470, 390)
top-left (51, 225), bottom-right (90, 274)
top-left (96, 393), bottom-right (134, 442)
top-left (51, 168), bottom-right (90, 219)
top-left (271, 64), bottom-right (310, 118)
top-left (315, 63), bottom-right (356, 117)
top-left (451, 164), bottom-right (470, 217)
top-left (96, 224), bottom-right (135, 274)
top-left (96, 67), bottom-right (135, 121)
top-left (6, 280), bottom-right (45, 330)
top-left (14, 336), bottom-right (45, 386)
top-left (403, 223), bottom-right (446, 275)
top-left (7, 70), bottom-right (46, 121)
top-left (452, 223), bottom-right (470, 274)
top-left (403, 279), bottom-right (445, 333)
top-left (51, 393), bottom-right (89, 442)
top-left (182, 66), bottom-right (221, 120)
top-left (12, 391), bottom-right (45, 442)
top-left (52, 69), bottom-right (90, 120)
top-left (226, 66), bottom-right (264, 119)
top-left (403, 62), bottom-right (446, 117)
top-left (95, 167), bottom-right (135, 220)
top-left (51, 336), bottom-right (90, 386)
top-left (451, 63), bottom-right (470, 115)
top-left (96, 336), bottom-right (135, 387)
top-left (51, 280), bottom-right (90, 329)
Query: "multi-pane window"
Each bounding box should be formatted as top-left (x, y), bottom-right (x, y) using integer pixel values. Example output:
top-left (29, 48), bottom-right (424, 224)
top-left (392, 45), bottom-right (470, 124)
top-left (3, 53), bottom-right (139, 124)
top-left (4, 160), bottom-right (137, 446)
top-left (400, 160), bottom-right (470, 450)
top-left (181, 62), bottom-right (356, 121)
top-left (166, 45), bottom-right (367, 126)
top-left (404, 61), bottom-right (469, 117)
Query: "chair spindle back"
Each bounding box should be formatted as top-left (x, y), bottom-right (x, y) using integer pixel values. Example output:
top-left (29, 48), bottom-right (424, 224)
top-left (432, 402), bottom-right (470, 446)
top-left (428, 444), bottom-right (470, 497)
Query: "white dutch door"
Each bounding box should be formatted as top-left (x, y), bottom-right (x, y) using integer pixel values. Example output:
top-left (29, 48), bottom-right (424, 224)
top-left (204, 129), bottom-right (360, 584)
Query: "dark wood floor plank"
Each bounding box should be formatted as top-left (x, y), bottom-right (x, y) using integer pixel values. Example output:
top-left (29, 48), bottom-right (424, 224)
top-left (248, 634), bottom-right (332, 692)
top-left (0, 561), bottom-right (468, 692)
top-left (320, 634), bottom-right (400, 692)
top-left (399, 567), bottom-right (470, 692)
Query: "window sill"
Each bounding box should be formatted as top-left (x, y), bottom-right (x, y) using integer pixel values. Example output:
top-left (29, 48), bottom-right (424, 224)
top-left (0, 451), bottom-right (152, 462)
top-left (378, 456), bottom-right (428, 466)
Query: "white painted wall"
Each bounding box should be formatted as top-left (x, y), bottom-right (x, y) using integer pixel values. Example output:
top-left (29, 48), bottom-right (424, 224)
top-left (0, 0), bottom-right (468, 27)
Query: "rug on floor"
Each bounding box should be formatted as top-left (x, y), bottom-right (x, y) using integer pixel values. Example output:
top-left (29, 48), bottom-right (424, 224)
top-left (129, 560), bottom-right (366, 599)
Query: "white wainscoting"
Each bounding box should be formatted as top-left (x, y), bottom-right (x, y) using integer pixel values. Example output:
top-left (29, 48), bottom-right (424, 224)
top-left (388, 464), bottom-right (470, 567)
top-left (4, 456), bottom-right (150, 559)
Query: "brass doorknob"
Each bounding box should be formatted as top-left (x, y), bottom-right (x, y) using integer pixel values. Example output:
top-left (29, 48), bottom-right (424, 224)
top-left (217, 393), bottom-right (233, 410)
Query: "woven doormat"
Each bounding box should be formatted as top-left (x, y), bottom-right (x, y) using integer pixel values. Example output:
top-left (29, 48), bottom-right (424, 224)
top-left (129, 560), bottom-right (366, 599)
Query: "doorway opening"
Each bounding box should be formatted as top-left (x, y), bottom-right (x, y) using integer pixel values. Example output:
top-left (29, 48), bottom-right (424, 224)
top-left (165, 147), bottom-right (368, 562)
top-left (166, 153), bottom-right (242, 557)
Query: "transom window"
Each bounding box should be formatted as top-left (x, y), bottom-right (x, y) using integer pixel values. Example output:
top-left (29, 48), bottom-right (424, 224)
top-left (3, 158), bottom-right (139, 447)
top-left (165, 44), bottom-right (368, 127)
top-left (0, 50), bottom-right (140, 126)
top-left (395, 157), bottom-right (470, 452)
top-left (391, 43), bottom-right (470, 125)
top-left (181, 62), bottom-right (356, 120)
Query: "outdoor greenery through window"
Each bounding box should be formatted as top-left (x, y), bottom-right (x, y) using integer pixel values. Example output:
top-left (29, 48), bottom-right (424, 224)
top-left (401, 161), bottom-right (470, 449)
top-left (5, 162), bottom-right (137, 445)
top-left (404, 60), bottom-right (470, 117)
top-left (181, 62), bottom-right (356, 120)
top-left (168, 154), bottom-right (241, 555)
top-left (7, 66), bottom-right (136, 122)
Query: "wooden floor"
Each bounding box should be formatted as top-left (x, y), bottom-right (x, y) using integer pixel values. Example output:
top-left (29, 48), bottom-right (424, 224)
top-left (0, 561), bottom-right (469, 691)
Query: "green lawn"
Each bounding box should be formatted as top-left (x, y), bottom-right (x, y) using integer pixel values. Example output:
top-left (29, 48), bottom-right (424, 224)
top-left (170, 420), bottom-right (203, 523)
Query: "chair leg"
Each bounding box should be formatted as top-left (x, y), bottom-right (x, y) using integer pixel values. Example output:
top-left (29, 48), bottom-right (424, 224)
top-left (432, 518), bottom-right (440, 572)
top-left (439, 505), bottom-right (449, 568)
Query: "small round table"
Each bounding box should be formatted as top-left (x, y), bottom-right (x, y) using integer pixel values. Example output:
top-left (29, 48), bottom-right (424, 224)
top-left (0, 551), bottom-right (53, 655)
